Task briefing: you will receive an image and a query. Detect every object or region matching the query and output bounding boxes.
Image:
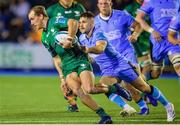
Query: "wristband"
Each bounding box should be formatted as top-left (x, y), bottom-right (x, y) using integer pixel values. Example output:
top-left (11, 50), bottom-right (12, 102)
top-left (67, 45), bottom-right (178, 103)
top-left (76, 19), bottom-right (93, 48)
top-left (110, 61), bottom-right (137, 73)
top-left (132, 31), bottom-right (140, 37)
top-left (59, 74), bottom-right (64, 79)
top-left (147, 27), bottom-right (154, 33)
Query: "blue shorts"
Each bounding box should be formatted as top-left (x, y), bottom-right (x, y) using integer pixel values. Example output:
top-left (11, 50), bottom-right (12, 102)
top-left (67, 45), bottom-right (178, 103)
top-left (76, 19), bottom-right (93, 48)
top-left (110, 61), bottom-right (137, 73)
top-left (101, 60), bottom-right (139, 83)
top-left (121, 48), bottom-right (138, 66)
top-left (150, 36), bottom-right (180, 63)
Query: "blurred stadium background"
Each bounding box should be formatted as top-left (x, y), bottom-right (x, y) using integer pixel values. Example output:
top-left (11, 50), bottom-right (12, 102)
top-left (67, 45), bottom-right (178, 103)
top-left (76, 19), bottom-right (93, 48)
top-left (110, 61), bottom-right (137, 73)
top-left (0, 0), bottom-right (179, 124)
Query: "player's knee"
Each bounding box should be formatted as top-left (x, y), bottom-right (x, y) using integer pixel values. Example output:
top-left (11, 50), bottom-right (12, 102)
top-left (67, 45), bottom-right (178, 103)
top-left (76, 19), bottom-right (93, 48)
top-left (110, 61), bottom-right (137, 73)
top-left (151, 70), bottom-right (161, 79)
top-left (151, 62), bottom-right (163, 79)
top-left (84, 87), bottom-right (93, 94)
top-left (174, 64), bottom-right (180, 76)
top-left (76, 89), bottom-right (86, 98)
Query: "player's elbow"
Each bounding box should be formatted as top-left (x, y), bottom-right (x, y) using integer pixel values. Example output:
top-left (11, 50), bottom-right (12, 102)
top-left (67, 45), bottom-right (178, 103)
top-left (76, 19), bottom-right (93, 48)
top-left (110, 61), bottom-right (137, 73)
top-left (96, 47), bottom-right (104, 54)
top-left (168, 33), bottom-right (176, 45)
top-left (135, 14), bottom-right (144, 24)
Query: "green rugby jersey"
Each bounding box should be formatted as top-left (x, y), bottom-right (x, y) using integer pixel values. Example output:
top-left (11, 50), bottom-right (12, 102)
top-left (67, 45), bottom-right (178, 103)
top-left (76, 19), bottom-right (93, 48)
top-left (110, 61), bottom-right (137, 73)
top-left (41, 17), bottom-right (89, 71)
top-left (46, 1), bottom-right (85, 20)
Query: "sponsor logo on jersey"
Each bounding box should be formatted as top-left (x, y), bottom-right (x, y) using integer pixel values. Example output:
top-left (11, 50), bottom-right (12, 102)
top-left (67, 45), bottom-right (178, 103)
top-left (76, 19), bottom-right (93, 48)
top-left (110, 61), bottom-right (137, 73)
top-left (65, 10), bottom-right (72, 14)
top-left (104, 30), bottom-right (122, 41)
top-left (74, 11), bottom-right (80, 16)
top-left (161, 9), bottom-right (177, 17)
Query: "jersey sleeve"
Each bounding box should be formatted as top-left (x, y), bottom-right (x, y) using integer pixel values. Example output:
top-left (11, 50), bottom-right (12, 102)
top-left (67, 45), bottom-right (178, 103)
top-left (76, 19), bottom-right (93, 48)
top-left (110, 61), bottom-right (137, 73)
top-left (42, 41), bottom-right (57, 57)
top-left (169, 15), bottom-right (180, 32)
top-left (46, 6), bottom-right (53, 18)
top-left (138, 0), bottom-right (153, 14)
top-left (122, 10), bottom-right (135, 27)
top-left (94, 32), bottom-right (108, 43)
top-left (79, 34), bottom-right (86, 45)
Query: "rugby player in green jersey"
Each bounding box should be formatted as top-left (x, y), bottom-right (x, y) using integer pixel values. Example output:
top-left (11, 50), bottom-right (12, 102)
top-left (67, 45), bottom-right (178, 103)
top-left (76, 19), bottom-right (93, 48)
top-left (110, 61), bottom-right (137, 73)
top-left (27, 5), bottom-right (130, 124)
top-left (46, 0), bottom-right (86, 111)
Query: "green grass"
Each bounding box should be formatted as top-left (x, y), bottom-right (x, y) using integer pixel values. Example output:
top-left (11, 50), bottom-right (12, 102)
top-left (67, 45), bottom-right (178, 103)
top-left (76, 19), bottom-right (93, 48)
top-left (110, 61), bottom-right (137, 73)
top-left (0, 76), bottom-right (179, 124)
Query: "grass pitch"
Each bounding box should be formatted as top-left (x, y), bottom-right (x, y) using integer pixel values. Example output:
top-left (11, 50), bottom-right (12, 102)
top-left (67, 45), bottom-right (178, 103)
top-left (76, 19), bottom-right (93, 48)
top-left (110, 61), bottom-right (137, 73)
top-left (0, 76), bottom-right (179, 124)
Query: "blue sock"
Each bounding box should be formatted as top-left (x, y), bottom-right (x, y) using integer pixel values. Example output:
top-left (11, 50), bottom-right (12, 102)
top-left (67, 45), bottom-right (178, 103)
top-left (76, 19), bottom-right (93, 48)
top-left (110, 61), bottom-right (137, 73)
top-left (137, 98), bottom-right (148, 109)
top-left (150, 86), bottom-right (169, 106)
top-left (108, 93), bottom-right (126, 108)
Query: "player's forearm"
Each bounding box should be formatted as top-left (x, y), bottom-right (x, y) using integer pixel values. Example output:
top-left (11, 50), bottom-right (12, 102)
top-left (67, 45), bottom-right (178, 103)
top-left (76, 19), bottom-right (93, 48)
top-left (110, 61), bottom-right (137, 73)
top-left (53, 56), bottom-right (64, 79)
top-left (67, 19), bottom-right (78, 39)
top-left (136, 14), bottom-right (154, 34)
top-left (86, 45), bottom-right (104, 54)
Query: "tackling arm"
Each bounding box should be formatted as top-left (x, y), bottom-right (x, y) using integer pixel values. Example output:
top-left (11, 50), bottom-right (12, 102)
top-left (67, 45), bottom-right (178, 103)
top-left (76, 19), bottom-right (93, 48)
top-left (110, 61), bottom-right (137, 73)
top-left (85, 40), bottom-right (107, 54)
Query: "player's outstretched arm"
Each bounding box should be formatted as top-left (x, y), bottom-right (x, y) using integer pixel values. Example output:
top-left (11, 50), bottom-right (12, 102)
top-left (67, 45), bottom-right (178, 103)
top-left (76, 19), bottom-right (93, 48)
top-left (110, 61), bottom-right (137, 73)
top-left (85, 41), bottom-right (107, 54)
top-left (136, 12), bottom-right (162, 42)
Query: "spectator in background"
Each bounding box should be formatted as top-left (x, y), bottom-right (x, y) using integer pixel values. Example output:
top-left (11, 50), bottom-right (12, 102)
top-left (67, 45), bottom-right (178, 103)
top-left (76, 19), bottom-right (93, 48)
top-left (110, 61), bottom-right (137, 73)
top-left (10, 0), bottom-right (30, 20)
top-left (0, 4), bottom-right (12, 42)
top-left (6, 0), bottom-right (31, 43)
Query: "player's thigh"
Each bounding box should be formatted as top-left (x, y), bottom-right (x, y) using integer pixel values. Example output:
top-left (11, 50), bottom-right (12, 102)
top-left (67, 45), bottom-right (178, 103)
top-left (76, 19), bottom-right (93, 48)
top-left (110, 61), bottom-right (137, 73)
top-left (66, 72), bottom-right (81, 94)
top-left (169, 53), bottom-right (180, 75)
top-left (99, 76), bottom-right (119, 85)
top-left (79, 70), bottom-right (95, 91)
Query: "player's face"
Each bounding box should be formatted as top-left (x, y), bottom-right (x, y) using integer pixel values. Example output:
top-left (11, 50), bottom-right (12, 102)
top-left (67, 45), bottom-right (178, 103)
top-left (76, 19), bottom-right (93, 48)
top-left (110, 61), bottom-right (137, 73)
top-left (59, 0), bottom-right (73, 8)
top-left (79, 17), bottom-right (94, 34)
top-left (28, 11), bottom-right (44, 32)
top-left (97, 0), bottom-right (112, 16)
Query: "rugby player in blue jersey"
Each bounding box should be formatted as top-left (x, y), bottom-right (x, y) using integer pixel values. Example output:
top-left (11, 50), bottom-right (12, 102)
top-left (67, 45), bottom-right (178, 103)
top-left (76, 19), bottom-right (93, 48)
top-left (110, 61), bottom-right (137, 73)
top-left (79, 11), bottom-right (175, 122)
top-left (136, 0), bottom-right (180, 79)
top-left (95, 0), bottom-right (153, 115)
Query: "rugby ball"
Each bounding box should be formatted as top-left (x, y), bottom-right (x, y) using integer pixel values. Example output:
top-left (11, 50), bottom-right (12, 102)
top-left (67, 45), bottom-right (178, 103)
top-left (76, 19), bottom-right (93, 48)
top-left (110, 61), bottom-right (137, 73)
top-left (55, 31), bottom-right (78, 44)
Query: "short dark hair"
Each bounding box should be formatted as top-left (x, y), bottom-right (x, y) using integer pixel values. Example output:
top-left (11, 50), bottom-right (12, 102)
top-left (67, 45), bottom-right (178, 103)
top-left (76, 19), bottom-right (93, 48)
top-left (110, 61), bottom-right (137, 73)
top-left (29, 5), bottom-right (48, 17)
top-left (80, 11), bottom-right (94, 19)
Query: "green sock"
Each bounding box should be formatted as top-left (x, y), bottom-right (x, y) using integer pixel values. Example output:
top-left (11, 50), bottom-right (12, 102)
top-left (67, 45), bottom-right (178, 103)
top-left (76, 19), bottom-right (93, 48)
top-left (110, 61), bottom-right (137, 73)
top-left (96, 108), bottom-right (108, 118)
top-left (108, 85), bottom-right (117, 93)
